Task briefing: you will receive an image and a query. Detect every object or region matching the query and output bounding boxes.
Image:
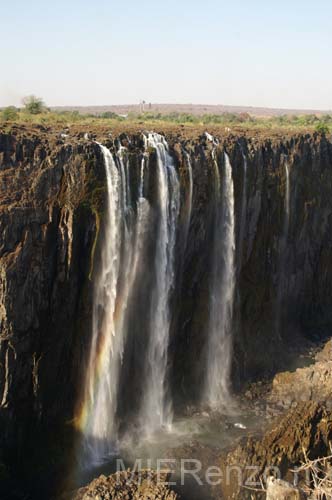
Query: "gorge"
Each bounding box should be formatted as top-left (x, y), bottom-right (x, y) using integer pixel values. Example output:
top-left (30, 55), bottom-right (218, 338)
top-left (0, 125), bottom-right (332, 499)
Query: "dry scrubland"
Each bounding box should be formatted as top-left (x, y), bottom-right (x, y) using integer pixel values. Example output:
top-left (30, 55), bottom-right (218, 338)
top-left (0, 103), bottom-right (331, 139)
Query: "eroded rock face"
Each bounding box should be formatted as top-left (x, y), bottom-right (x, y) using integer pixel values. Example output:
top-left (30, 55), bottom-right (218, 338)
top-left (0, 126), bottom-right (332, 497)
top-left (270, 360), bottom-right (332, 409)
top-left (267, 338), bottom-right (332, 411)
top-left (172, 133), bottom-right (332, 403)
top-left (316, 339), bottom-right (332, 362)
top-left (0, 127), bottom-right (105, 493)
top-left (73, 470), bottom-right (178, 500)
top-left (218, 402), bottom-right (332, 499)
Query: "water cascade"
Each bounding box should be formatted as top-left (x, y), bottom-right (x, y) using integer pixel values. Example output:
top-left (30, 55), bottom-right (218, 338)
top-left (3, 127), bottom-right (332, 500)
top-left (275, 160), bottom-right (290, 339)
top-left (238, 151), bottom-right (248, 275)
top-left (81, 137), bottom-right (236, 464)
top-left (81, 144), bottom-right (150, 465)
top-left (285, 163), bottom-right (290, 224)
top-left (139, 133), bottom-right (180, 436)
top-left (204, 152), bottom-right (236, 408)
top-left (183, 152), bottom-right (193, 249)
top-left (82, 144), bottom-right (123, 464)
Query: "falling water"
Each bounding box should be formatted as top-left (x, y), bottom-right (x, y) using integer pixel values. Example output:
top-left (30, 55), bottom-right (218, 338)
top-left (205, 131), bottom-right (219, 146)
top-left (285, 163), bottom-right (290, 222)
top-left (81, 144), bottom-right (150, 465)
top-left (118, 146), bottom-right (131, 210)
top-left (205, 152), bottom-right (236, 408)
top-left (82, 144), bottom-right (123, 464)
top-left (139, 155), bottom-right (145, 198)
top-left (183, 152), bottom-right (193, 251)
top-left (275, 160), bottom-right (290, 339)
top-left (140, 133), bottom-right (180, 435)
top-left (238, 151), bottom-right (248, 275)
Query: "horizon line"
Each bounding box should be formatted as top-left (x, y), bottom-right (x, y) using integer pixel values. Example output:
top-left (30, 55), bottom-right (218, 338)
top-left (49, 103), bottom-right (332, 115)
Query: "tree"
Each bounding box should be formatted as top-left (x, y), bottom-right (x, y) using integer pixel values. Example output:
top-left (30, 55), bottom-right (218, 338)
top-left (22, 95), bottom-right (46, 114)
top-left (1, 106), bottom-right (18, 121)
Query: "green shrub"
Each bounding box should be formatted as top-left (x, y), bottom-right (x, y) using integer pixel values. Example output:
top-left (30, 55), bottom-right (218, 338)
top-left (1, 106), bottom-right (19, 121)
top-left (315, 122), bottom-right (330, 135)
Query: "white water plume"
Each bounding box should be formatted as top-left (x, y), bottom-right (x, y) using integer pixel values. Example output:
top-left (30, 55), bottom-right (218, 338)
top-left (275, 159), bottom-right (290, 339)
top-left (82, 144), bottom-right (150, 465)
top-left (238, 150), bottom-right (248, 274)
top-left (205, 152), bottom-right (236, 408)
top-left (139, 132), bottom-right (180, 436)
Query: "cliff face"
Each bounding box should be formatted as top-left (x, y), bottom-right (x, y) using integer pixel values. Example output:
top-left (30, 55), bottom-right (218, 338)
top-left (171, 133), bottom-right (332, 403)
top-left (0, 128), bottom-right (105, 493)
top-left (236, 136), bottom-right (332, 371)
top-left (0, 126), bottom-right (331, 495)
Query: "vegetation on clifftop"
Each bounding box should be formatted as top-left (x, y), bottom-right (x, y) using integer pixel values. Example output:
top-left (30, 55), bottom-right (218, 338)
top-left (1, 99), bottom-right (332, 134)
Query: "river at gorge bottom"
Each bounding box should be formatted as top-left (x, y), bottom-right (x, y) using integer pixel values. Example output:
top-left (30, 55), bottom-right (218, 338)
top-left (75, 397), bottom-right (268, 500)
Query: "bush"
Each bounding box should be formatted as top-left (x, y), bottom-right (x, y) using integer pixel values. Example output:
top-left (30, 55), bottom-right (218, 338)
top-left (315, 122), bottom-right (330, 135)
top-left (100, 111), bottom-right (120, 119)
top-left (1, 106), bottom-right (19, 121)
top-left (22, 95), bottom-right (46, 114)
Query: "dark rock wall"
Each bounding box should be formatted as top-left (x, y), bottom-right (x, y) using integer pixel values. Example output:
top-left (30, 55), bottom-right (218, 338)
top-left (0, 131), bottom-right (105, 493)
top-left (0, 129), bottom-right (331, 493)
top-left (173, 134), bottom-right (332, 402)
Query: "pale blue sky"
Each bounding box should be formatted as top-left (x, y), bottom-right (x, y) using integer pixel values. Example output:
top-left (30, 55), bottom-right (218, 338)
top-left (1, 0), bottom-right (331, 109)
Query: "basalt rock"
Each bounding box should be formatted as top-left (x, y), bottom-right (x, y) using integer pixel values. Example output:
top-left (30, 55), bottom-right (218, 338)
top-left (0, 127), bottom-right (106, 496)
top-left (73, 470), bottom-right (178, 500)
top-left (0, 126), bottom-right (332, 498)
top-left (267, 338), bottom-right (332, 413)
top-left (172, 133), bottom-right (332, 403)
top-left (218, 402), bottom-right (332, 499)
top-left (269, 359), bottom-right (332, 410)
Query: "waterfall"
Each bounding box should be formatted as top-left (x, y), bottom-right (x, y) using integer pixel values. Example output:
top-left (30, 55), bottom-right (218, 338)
top-left (82, 144), bottom-right (123, 464)
top-left (139, 133), bottom-right (180, 435)
top-left (205, 152), bottom-right (236, 408)
top-left (79, 134), bottom-right (180, 463)
top-left (80, 144), bottom-right (150, 465)
top-left (235, 150), bottom-right (247, 350)
top-left (118, 146), bottom-right (131, 210)
top-left (205, 131), bottom-right (219, 146)
top-left (238, 151), bottom-right (247, 275)
top-left (184, 152), bottom-right (193, 242)
top-left (285, 163), bottom-right (290, 222)
top-left (183, 152), bottom-right (193, 252)
top-left (275, 160), bottom-right (290, 339)
top-left (139, 155), bottom-right (145, 198)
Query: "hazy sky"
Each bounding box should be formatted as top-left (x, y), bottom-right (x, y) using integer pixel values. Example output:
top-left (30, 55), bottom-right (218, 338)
top-left (1, 0), bottom-right (331, 109)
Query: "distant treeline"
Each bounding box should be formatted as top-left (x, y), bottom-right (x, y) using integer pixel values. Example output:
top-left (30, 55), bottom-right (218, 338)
top-left (124, 111), bottom-right (332, 129)
top-left (0, 97), bottom-right (331, 134)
